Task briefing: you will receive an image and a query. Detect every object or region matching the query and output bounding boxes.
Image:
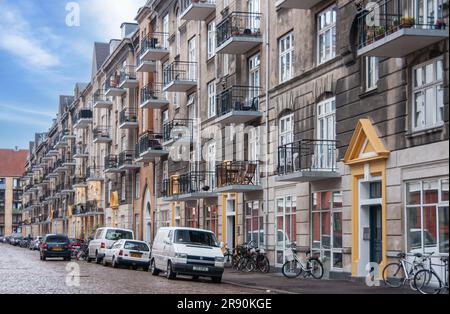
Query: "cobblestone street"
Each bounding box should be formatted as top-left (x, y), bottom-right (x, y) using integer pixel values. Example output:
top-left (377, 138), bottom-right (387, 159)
top-left (0, 244), bottom-right (265, 294)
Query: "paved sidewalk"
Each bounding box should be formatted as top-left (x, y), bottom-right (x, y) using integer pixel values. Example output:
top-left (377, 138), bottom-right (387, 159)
top-left (222, 270), bottom-right (416, 294)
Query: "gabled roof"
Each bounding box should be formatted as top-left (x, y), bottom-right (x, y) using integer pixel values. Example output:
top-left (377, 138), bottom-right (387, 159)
top-left (0, 149), bottom-right (28, 177)
top-left (91, 42), bottom-right (110, 80)
top-left (343, 119), bottom-right (390, 165)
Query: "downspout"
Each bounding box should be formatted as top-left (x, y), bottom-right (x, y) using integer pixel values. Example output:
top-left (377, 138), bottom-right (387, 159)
top-left (264, 0), bottom-right (270, 257)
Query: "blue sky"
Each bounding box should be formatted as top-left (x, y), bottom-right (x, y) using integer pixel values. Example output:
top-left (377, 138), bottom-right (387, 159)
top-left (0, 0), bottom-right (146, 149)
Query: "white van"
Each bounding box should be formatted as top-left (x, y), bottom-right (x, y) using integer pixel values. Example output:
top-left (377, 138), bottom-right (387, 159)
top-left (150, 227), bottom-right (225, 283)
top-left (87, 227), bottom-right (134, 263)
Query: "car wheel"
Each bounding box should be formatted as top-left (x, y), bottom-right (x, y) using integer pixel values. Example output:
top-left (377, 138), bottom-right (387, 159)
top-left (86, 254), bottom-right (92, 263)
top-left (95, 252), bottom-right (102, 264)
top-left (150, 259), bottom-right (160, 276)
top-left (42, 254), bottom-right (46, 261)
top-left (112, 257), bottom-right (118, 269)
top-left (212, 276), bottom-right (222, 283)
top-left (192, 275), bottom-right (200, 281)
top-left (102, 257), bottom-right (108, 267)
top-left (143, 265), bottom-right (149, 272)
top-left (166, 261), bottom-right (176, 280)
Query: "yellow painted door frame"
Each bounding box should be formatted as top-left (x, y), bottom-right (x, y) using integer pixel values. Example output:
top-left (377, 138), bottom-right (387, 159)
top-left (221, 193), bottom-right (238, 248)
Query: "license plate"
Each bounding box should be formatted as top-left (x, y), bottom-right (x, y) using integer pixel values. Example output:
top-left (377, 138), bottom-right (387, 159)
top-left (130, 253), bottom-right (142, 258)
top-left (52, 248), bottom-right (63, 251)
top-left (193, 266), bottom-right (208, 272)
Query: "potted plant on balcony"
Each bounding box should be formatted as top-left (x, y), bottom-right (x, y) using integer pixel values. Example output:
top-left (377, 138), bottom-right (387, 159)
top-left (434, 18), bottom-right (446, 29)
top-left (374, 26), bottom-right (385, 40)
top-left (400, 16), bottom-right (415, 28)
top-left (232, 26), bottom-right (241, 36)
top-left (365, 29), bottom-right (374, 44)
top-left (130, 115), bottom-right (137, 122)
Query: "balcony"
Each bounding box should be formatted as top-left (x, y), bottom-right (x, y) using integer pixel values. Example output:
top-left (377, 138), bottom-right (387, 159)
top-left (215, 85), bottom-right (262, 125)
top-left (54, 159), bottom-right (68, 173)
top-left (119, 109), bottom-right (139, 129)
top-left (140, 32), bottom-right (170, 61)
top-left (72, 176), bottom-right (87, 188)
top-left (275, 0), bottom-right (322, 9)
top-left (163, 119), bottom-right (194, 146)
top-left (135, 131), bottom-right (168, 161)
top-left (73, 109), bottom-right (93, 129)
top-left (136, 55), bottom-right (156, 73)
top-left (180, 0), bottom-right (216, 21)
top-left (61, 183), bottom-right (75, 195)
top-left (216, 12), bottom-right (263, 54)
top-left (54, 134), bottom-right (68, 149)
top-left (140, 82), bottom-right (169, 110)
top-left (357, 0), bottom-right (448, 57)
top-left (62, 155), bottom-right (76, 167)
top-left (73, 145), bottom-right (89, 159)
top-left (163, 61), bottom-right (197, 92)
top-left (119, 66), bottom-right (139, 89)
top-left (276, 140), bottom-right (340, 182)
top-left (105, 74), bottom-right (126, 97)
top-left (216, 161), bottom-right (262, 193)
top-left (61, 129), bottom-right (76, 141)
top-left (73, 201), bottom-right (103, 216)
top-left (93, 90), bottom-right (113, 109)
top-left (93, 127), bottom-right (112, 144)
top-left (86, 167), bottom-right (104, 182)
top-left (118, 150), bottom-right (140, 171)
top-left (104, 155), bottom-right (120, 174)
top-left (162, 171), bottom-right (217, 201)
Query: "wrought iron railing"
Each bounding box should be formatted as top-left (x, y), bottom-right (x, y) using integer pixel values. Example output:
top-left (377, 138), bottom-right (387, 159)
top-left (138, 131), bottom-right (165, 154)
top-left (216, 85), bottom-right (261, 117)
top-left (118, 150), bottom-right (136, 168)
top-left (161, 171), bottom-right (216, 198)
top-left (119, 109), bottom-right (138, 125)
top-left (163, 61), bottom-right (198, 87)
top-left (216, 161), bottom-right (260, 187)
top-left (73, 109), bottom-right (93, 124)
top-left (140, 82), bottom-right (167, 104)
top-left (119, 65), bottom-right (137, 85)
top-left (181, 0), bottom-right (216, 12)
top-left (104, 155), bottom-right (118, 170)
top-left (93, 127), bottom-right (111, 141)
top-left (163, 119), bottom-right (194, 143)
top-left (217, 11), bottom-right (262, 47)
top-left (140, 32), bottom-right (170, 54)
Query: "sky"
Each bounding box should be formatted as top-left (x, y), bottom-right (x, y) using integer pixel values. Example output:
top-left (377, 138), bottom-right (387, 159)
top-left (0, 0), bottom-right (146, 149)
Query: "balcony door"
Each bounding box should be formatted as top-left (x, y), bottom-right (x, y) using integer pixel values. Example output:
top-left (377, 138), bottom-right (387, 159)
top-left (414, 0), bottom-right (441, 25)
top-left (278, 113), bottom-right (294, 172)
top-left (247, 0), bottom-right (260, 31)
top-left (248, 54), bottom-right (260, 101)
top-left (316, 97), bottom-right (336, 171)
top-left (207, 142), bottom-right (216, 189)
top-left (188, 37), bottom-right (196, 81)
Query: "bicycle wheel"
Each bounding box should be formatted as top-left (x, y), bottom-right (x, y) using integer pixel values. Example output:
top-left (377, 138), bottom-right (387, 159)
top-left (307, 258), bottom-right (324, 279)
top-left (237, 256), bottom-right (248, 271)
top-left (282, 260), bottom-right (302, 278)
top-left (232, 256), bottom-right (241, 271)
top-left (414, 269), bottom-right (443, 295)
top-left (224, 253), bottom-right (233, 268)
top-left (258, 256), bottom-right (270, 273)
top-left (382, 263), bottom-right (405, 288)
top-left (244, 258), bottom-right (256, 272)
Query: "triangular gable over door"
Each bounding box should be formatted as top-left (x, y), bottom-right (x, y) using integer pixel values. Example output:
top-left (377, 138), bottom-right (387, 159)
top-left (343, 119), bottom-right (390, 165)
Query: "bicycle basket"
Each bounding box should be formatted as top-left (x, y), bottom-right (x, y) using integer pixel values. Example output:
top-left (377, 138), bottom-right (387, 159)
top-left (285, 250), bottom-right (295, 262)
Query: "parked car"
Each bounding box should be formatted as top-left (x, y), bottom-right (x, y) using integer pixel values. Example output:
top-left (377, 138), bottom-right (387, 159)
top-left (11, 236), bottom-right (23, 246)
top-left (102, 239), bottom-right (150, 270)
top-left (68, 238), bottom-right (84, 257)
top-left (87, 228), bottom-right (134, 264)
top-left (39, 234), bottom-right (71, 261)
top-left (20, 237), bottom-right (32, 248)
top-left (29, 236), bottom-right (43, 251)
top-left (3, 236), bottom-right (11, 244)
top-left (150, 227), bottom-right (225, 283)
top-left (0, 236), bottom-right (4, 243)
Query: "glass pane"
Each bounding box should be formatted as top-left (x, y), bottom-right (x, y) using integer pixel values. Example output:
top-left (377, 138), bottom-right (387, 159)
top-left (423, 180), bottom-right (439, 204)
top-left (407, 206), bottom-right (422, 252)
top-left (441, 179), bottom-right (449, 202)
top-left (333, 252), bottom-right (343, 269)
top-left (425, 87), bottom-right (434, 126)
top-left (425, 63), bottom-right (434, 84)
top-left (423, 206), bottom-right (438, 253)
top-left (436, 59), bottom-right (443, 81)
top-left (277, 216), bottom-right (284, 248)
top-left (246, 218), bottom-right (252, 243)
top-left (407, 182), bottom-right (421, 205)
top-left (322, 211), bottom-right (331, 249)
top-left (312, 212), bottom-right (321, 249)
top-left (439, 206), bottom-right (449, 253)
top-left (277, 198), bottom-right (284, 214)
top-left (415, 67), bottom-right (423, 87)
top-left (437, 84), bottom-right (443, 123)
top-left (259, 216), bottom-right (265, 247)
top-left (321, 191), bottom-right (331, 210)
top-left (414, 92), bottom-right (423, 128)
top-left (333, 212), bottom-right (343, 248)
top-left (312, 193), bottom-right (319, 211)
top-left (332, 191), bottom-right (343, 209)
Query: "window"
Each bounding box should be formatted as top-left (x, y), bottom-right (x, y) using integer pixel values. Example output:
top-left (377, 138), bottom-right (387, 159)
top-left (279, 113), bottom-right (294, 145)
top-left (207, 21), bottom-right (216, 59)
top-left (188, 37), bottom-right (196, 80)
top-left (185, 207), bottom-right (199, 228)
top-left (249, 53), bottom-right (260, 99)
top-left (406, 178), bottom-right (449, 254)
top-left (317, 5), bottom-right (337, 64)
top-left (208, 81), bottom-right (216, 118)
top-left (366, 57), bottom-right (379, 91)
top-left (174, 205), bottom-right (181, 227)
top-left (135, 173), bottom-right (140, 199)
top-left (162, 14), bottom-right (169, 49)
top-left (312, 191), bottom-right (343, 270)
top-left (248, 127), bottom-right (259, 161)
top-left (204, 205), bottom-right (218, 235)
top-left (223, 54), bottom-right (229, 76)
top-left (279, 32), bottom-right (294, 83)
top-left (316, 97), bottom-right (336, 170)
top-left (276, 196), bottom-right (297, 265)
top-left (414, 0), bottom-right (442, 25)
top-left (245, 201), bottom-right (264, 248)
top-left (412, 57), bottom-right (444, 131)
top-left (121, 176), bottom-right (126, 202)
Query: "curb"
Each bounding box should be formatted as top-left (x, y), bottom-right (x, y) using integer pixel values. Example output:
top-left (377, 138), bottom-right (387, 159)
top-left (222, 279), bottom-right (296, 294)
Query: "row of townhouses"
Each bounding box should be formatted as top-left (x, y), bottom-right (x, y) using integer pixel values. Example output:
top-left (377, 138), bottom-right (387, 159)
top-left (21, 0), bottom-right (448, 278)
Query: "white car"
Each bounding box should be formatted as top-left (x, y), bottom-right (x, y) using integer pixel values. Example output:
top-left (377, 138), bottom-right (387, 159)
top-left (29, 236), bottom-right (42, 251)
top-left (87, 227), bottom-right (134, 263)
top-left (150, 227), bottom-right (225, 283)
top-left (102, 239), bottom-right (151, 270)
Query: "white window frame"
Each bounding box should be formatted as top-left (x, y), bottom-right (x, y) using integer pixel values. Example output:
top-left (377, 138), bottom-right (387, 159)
top-left (208, 81), bottom-right (216, 118)
top-left (249, 53), bottom-right (260, 99)
top-left (279, 113), bottom-right (294, 145)
top-left (317, 5), bottom-right (337, 65)
top-left (412, 56), bottom-right (444, 131)
top-left (366, 56), bottom-right (379, 91)
top-left (279, 32), bottom-right (294, 84)
top-left (223, 54), bottom-right (229, 76)
top-left (188, 36), bottom-right (196, 80)
top-left (207, 21), bottom-right (216, 59)
top-left (135, 173), bottom-right (140, 199)
top-left (162, 14), bottom-right (169, 49)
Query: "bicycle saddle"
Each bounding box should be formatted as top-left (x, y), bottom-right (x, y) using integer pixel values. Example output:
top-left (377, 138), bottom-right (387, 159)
top-left (414, 253), bottom-right (423, 258)
top-left (397, 253), bottom-right (406, 258)
top-left (441, 256), bottom-right (448, 262)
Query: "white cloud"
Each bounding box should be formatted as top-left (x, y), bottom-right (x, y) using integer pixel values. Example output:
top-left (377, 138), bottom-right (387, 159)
top-left (0, 104), bottom-right (55, 118)
top-left (0, 4), bottom-right (60, 70)
top-left (79, 0), bottom-right (146, 40)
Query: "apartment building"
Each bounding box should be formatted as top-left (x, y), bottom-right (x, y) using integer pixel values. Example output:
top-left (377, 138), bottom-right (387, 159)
top-left (0, 148), bottom-right (27, 236)
top-left (20, 0), bottom-right (448, 279)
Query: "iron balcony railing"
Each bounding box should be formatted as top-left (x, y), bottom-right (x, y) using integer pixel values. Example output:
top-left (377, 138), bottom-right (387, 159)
top-left (119, 109), bottom-right (138, 125)
top-left (93, 127), bottom-right (111, 141)
top-left (72, 176), bottom-right (86, 186)
top-left (216, 161), bottom-right (260, 188)
top-left (217, 11), bottom-right (262, 47)
top-left (357, 0), bottom-right (447, 50)
top-left (277, 140), bottom-right (338, 175)
top-left (140, 82), bottom-right (167, 104)
top-left (87, 166), bottom-right (104, 180)
top-left (118, 150), bottom-right (136, 168)
top-left (74, 201), bottom-right (102, 215)
top-left (138, 131), bottom-right (165, 155)
top-left (163, 119), bottom-right (194, 143)
top-left (181, 0), bottom-right (216, 11)
top-left (161, 171), bottom-right (216, 198)
top-left (74, 109), bottom-right (93, 123)
top-left (163, 61), bottom-right (197, 86)
top-left (119, 65), bottom-right (137, 85)
top-left (140, 32), bottom-right (169, 54)
top-left (74, 145), bottom-right (88, 156)
top-left (62, 154), bottom-right (75, 165)
top-left (93, 89), bottom-right (110, 103)
top-left (104, 155), bottom-right (118, 170)
top-left (106, 73), bottom-right (121, 90)
top-left (216, 85), bottom-right (261, 117)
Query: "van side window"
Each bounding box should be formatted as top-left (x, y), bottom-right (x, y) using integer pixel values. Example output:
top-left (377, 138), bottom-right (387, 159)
top-left (95, 229), bottom-right (103, 239)
top-left (168, 231), bottom-right (173, 242)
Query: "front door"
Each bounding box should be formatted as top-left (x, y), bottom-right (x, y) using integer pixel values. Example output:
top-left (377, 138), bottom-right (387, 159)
top-left (226, 198), bottom-right (236, 248)
top-left (369, 205), bottom-right (383, 264)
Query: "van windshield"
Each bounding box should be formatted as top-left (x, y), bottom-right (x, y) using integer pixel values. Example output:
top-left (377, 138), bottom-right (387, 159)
top-left (105, 230), bottom-right (133, 241)
top-left (174, 230), bottom-right (219, 247)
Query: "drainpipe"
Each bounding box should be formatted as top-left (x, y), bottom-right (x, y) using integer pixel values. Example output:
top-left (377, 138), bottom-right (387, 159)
top-left (264, 0), bottom-right (270, 257)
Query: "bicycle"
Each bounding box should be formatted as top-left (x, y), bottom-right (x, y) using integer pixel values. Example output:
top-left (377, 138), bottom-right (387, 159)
top-left (281, 242), bottom-right (324, 279)
top-left (382, 252), bottom-right (433, 290)
top-left (414, 256), bottom-right (449, 294)
top-left (242, 241), bottom-right (270, 273)
top-left (223, 244), bottom-right (236, 268)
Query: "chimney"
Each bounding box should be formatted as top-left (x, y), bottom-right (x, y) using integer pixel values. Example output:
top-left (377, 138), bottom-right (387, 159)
top-left (109, 39), bottom-right (121, 54)
top-left (121, 22), bottom-right (138, 39)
